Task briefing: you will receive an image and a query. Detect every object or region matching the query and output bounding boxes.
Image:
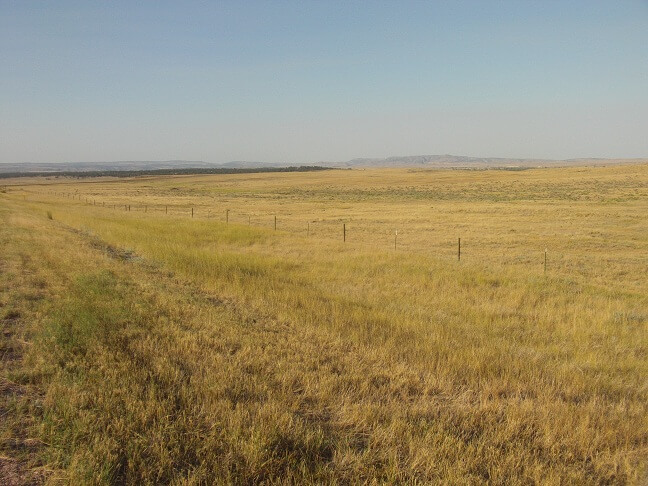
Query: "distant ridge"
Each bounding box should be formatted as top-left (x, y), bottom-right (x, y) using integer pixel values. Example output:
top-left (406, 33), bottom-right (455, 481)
top-left (336, 154), bottom-right (647, 168)
top-left (0, 166), bottom-right (330, 179)
top-left (1, 155), bottom-right (646, 174)
top-left (0, 160), bottom-right (222, 173)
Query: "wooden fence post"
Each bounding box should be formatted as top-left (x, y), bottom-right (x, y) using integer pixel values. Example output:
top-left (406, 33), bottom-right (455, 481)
top-left (343, 223), bottom-right (346, 242)
top-left (458, 237), bottom-right (461, 261)
top-left (544, 249), bottom-right (547, 274)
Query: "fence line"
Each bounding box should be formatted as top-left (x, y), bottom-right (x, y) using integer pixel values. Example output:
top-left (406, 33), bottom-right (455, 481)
top-left (27, 191), bottom-right (570, 273)
top-left (31, 191), bottom-right (648, 285)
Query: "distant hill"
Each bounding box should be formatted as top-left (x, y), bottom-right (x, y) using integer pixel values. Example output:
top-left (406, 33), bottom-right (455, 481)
top-left (0, 166), bottom-right (331, 179)
top-left (0, 160), bottom-right (220, 173)
top-left (1, 155), bottom-right (646, 174)
top-left (336, 154), bottom-right (645, 168)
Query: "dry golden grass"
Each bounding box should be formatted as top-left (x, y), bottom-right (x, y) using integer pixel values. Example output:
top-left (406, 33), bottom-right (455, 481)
top-left (1, 164), bottom-right (647, 484)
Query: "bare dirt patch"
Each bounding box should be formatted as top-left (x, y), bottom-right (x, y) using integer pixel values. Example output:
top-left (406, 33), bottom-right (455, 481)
top-left (0, 456), bottom-right (47, 486)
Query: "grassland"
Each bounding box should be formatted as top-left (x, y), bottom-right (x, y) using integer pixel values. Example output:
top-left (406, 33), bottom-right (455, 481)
top-left (1, 164), bottom-right (647, 484)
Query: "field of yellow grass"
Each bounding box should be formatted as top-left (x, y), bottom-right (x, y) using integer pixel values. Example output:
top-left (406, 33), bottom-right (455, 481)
top-left (1, 164), bottom-right (647, 483)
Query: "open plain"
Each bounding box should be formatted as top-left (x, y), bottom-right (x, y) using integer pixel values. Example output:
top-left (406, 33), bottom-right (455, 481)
top-left (1, 164), bottom-right (647, 483)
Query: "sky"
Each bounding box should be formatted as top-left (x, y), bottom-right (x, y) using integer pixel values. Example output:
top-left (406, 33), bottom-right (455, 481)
top-left (1, 1), bottom-right (648, 164)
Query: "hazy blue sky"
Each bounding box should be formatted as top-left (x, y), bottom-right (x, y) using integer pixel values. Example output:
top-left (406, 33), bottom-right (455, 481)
top-left (2, 1), bottom-right (647, 164)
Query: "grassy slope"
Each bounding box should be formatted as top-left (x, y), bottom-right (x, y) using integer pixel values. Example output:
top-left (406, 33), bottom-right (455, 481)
top-left (1, 165), bottom-right (647, 484)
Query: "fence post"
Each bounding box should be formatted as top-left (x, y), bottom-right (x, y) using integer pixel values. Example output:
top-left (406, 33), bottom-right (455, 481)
top-left (274, 215), bottom-right (277, 231)
top-left (191, 207), bottom-right (194, 218)
top-left (343, 223), bottom-right (346, 242)
top-left (165, 205), bottom-right (168, 215)
top-left (458, 237), bottom-right (461, 261)
top-left (544, 249), bottom-right (547, 274)
top-left (226, 209), bottom-right (229, 223)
